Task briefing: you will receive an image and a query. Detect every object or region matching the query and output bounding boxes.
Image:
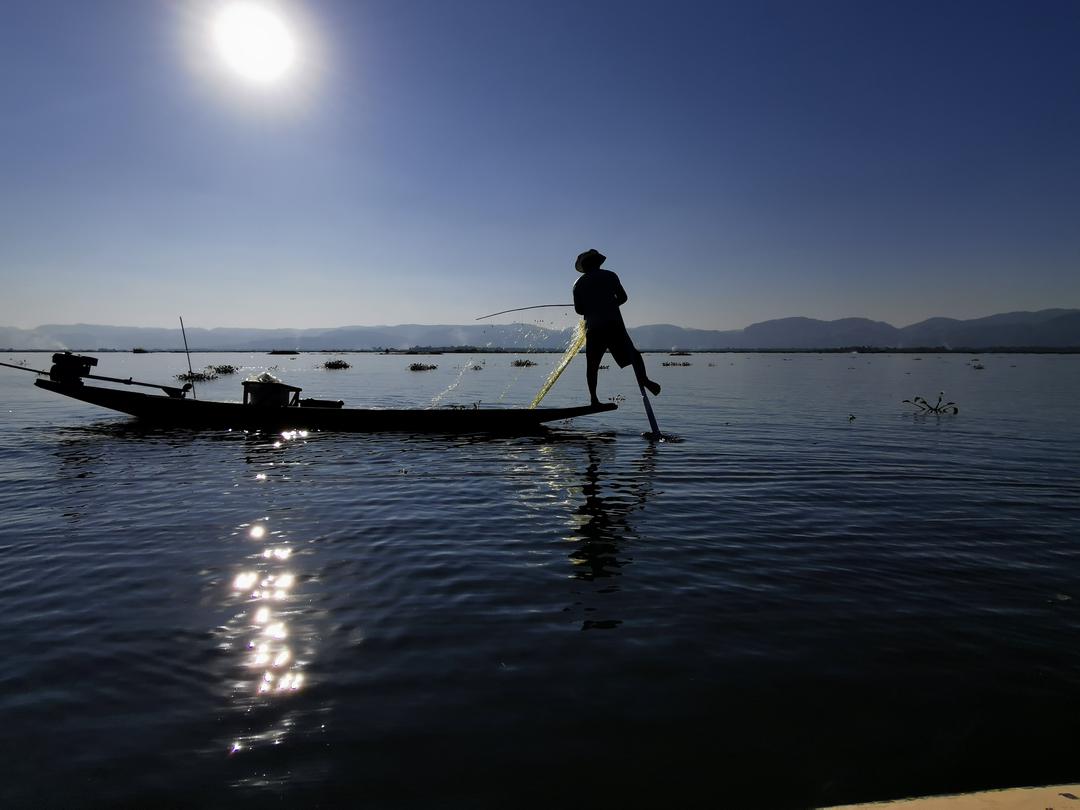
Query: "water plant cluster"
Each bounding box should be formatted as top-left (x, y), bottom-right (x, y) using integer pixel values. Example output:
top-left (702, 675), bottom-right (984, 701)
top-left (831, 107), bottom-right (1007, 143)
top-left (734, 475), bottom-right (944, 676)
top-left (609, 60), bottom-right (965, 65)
top-left (409, 363), bottom-right (437, 371)
top-left (662, 361), bottom-right (691, 367)
top-left (903, 392), bottom-right (959, 414)
top-left (323, 359), bottom-right (351, 370)
top-left (512, 359), bottom-right (538, 368)
top-left (176, 369), bottom-right (217, 383)
top-left (175, 363), bottom-right (239, 382)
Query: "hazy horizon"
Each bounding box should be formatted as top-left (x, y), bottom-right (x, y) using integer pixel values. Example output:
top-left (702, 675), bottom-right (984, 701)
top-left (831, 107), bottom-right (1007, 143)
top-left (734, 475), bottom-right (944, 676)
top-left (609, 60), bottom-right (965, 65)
top-left (3, 1), bottom-right (1079, 330)
top-left (1, 304), bottom-right (1077, 334)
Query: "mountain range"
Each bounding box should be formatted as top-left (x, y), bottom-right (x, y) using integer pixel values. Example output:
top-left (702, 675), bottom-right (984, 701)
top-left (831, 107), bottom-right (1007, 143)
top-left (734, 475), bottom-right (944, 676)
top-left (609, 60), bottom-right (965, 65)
top-left (1, 309), bottom-right (1078, 351)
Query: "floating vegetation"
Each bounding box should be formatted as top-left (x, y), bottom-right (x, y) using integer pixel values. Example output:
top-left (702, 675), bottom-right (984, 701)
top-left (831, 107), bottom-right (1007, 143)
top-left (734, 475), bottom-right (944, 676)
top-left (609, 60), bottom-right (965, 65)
top-left (210, 364), bottom-right (239, 375)
top-left (662, 361), bottom-right (691, 367)
top-left (176, 370), bottom-right (217, 383)
top-left (409, 363), bottom-right (437, 371)
top-left (903, 392), bottom-right (959, 415)
top-left (972, 363), bottom-right (985, 370)
top-left (323, 359), bottom-right (351, 370)
top-left (469, 364), bottom-right (483, 371)
top-left (512, 359), bottom-right (538, 368)
top-left (598, 364), bottom-right (609, 370)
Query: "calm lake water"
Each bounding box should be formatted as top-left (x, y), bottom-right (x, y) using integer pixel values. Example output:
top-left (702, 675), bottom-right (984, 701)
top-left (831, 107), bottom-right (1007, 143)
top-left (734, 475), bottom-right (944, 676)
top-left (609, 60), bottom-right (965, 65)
top-left (1, 350), bottom-right (1079, 808)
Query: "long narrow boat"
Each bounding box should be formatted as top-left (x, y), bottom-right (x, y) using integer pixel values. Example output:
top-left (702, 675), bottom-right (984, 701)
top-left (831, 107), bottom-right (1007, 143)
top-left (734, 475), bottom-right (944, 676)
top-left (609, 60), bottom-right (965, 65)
top-left (7, 353), bottom-right (616, 433)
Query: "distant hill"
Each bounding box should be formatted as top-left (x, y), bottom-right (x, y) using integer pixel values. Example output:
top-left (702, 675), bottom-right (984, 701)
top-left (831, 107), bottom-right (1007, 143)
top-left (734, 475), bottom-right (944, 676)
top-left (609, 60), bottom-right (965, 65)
top-left (1, 309), bottom-right (1078, 351)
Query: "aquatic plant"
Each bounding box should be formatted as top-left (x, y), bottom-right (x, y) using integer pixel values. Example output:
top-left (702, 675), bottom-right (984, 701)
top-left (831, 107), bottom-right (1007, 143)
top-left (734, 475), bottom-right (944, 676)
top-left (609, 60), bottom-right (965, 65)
top-left (211, 364), bottom-right (239, 374)
top-left (512, 359), bottom-right (538, 368)
top-left (903, 392), bottom-right (959, 415)
top-left (176, 370), bottom-right (217, 383)
top-left (598, 364), bottom-right (609, 370)
top-left (409, 363), bottom-right (438, 371)
top-left (469, 364), bottom-right (483, 371)
top-left (662, 361), bottom-right (691, 367)
top-left (323, 359), bottom-right (351, 370)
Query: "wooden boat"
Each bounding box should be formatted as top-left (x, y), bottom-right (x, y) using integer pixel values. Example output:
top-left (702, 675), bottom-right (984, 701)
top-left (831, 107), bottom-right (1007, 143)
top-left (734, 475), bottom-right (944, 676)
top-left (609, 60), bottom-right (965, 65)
top-left (7, 353), bottom-right (616, 433)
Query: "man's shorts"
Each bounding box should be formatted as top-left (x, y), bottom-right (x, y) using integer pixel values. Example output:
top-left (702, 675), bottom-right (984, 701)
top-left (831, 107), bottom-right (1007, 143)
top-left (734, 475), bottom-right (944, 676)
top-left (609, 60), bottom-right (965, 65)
top-left (585, 321), bottom-right (636, 368)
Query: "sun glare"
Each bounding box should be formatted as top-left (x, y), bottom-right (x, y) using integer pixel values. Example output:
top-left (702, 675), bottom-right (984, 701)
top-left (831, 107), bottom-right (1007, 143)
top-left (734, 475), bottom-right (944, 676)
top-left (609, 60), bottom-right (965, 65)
top-left (213, 3), bottom-right (296, 85)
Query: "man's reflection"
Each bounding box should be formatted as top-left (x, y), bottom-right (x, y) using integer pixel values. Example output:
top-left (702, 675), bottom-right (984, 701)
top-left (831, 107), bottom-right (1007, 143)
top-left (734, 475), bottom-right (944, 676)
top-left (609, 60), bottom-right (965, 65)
top-left (566, 439), bottom-right (657, 628)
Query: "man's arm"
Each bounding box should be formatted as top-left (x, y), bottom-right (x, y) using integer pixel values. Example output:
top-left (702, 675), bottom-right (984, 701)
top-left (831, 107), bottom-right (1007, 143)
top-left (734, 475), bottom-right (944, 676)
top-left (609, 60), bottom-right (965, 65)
top-left (612, 273), bottom-right (628, 306)
top-left (573, 280), bottom-right (586, 315)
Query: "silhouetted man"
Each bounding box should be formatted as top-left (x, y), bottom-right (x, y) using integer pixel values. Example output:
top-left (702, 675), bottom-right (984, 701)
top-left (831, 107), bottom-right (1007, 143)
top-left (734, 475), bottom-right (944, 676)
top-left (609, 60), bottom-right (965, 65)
top-left (573, 248), bottom-right (661, 406)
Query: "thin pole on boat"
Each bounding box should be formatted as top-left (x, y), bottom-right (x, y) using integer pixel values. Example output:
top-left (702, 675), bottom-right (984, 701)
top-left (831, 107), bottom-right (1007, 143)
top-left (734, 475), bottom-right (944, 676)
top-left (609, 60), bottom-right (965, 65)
top-left (0, 360), bottom-right (49, 375)
top-left (638, 383), bottom-right (662, 439)
top-left (179, 315), bottom-right (196, 400)
top-left (474, 304), bottom-right (574, 321)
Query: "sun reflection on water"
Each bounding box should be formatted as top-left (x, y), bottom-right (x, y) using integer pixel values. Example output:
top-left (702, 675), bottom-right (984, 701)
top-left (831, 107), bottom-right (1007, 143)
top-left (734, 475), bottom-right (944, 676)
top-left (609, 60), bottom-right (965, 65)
top-left (225, 516), bottom-right (310, 755)
top-left (235, 564), bottom-right (301, 696)
top-left (220, 431), bottom-right (325, 758)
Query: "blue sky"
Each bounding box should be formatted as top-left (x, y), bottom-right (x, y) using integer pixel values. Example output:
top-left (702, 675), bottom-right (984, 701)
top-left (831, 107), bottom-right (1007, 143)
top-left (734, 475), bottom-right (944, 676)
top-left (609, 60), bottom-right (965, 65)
top-left (1, 0), bottom-right (1078, 330)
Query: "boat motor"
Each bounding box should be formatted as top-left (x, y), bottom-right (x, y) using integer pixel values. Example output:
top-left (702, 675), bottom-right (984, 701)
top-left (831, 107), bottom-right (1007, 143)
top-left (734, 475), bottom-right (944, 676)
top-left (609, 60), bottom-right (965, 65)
top-left (49, 352), bottom-right (98, 385)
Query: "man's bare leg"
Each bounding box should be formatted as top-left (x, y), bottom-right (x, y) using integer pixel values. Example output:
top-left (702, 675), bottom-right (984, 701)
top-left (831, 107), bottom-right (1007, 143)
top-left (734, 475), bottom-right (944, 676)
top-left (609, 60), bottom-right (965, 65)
top-left (586, 343), bottom-right (604, 406)
top-left (631, 351), bottom-right (661, 397)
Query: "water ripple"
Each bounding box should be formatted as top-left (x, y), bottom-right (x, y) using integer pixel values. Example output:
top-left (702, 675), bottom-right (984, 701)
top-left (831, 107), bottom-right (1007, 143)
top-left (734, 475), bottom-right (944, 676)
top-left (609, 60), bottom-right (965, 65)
top-left (1, 353), bottom-right (1079, 807)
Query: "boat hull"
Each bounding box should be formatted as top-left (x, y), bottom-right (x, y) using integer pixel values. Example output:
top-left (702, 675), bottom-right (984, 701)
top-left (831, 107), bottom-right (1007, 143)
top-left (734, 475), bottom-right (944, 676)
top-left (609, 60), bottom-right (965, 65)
top-left (35, 380), bottom-right (617, 433)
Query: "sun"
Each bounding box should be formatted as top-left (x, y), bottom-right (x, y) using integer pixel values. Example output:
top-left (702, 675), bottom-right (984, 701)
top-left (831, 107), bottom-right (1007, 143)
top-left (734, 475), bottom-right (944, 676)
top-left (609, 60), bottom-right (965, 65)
top-left (212, 3), bottom-right (297, 85)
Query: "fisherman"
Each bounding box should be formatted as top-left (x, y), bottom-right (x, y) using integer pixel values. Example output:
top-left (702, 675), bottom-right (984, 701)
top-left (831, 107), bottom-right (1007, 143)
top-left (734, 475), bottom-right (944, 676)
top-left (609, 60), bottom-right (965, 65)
top-left (573, 248), bottom-right (661, 407)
